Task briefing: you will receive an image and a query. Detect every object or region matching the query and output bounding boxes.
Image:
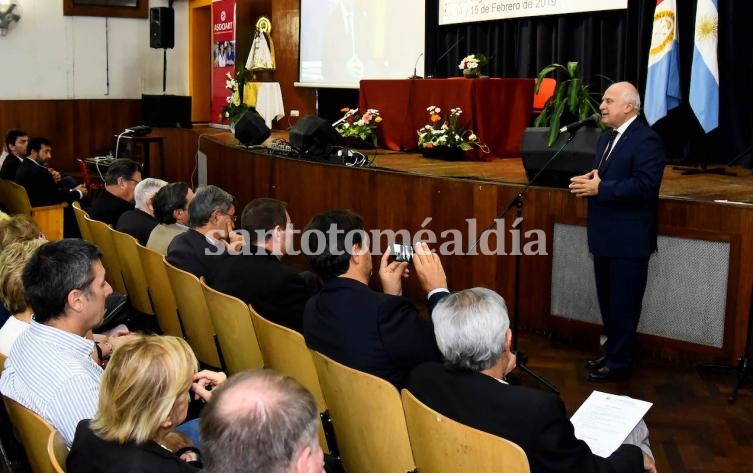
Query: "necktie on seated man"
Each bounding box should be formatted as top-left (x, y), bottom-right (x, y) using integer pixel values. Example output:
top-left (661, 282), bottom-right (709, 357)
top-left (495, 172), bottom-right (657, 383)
top-left (598, 129), bottom-right (619, 172)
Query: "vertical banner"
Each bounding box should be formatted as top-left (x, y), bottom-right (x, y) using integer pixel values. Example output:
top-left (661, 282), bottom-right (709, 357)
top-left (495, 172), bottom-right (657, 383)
top-left (212, 0), bottom-right (237, 126)
top-left (645, 0), bottom-right (681, 126)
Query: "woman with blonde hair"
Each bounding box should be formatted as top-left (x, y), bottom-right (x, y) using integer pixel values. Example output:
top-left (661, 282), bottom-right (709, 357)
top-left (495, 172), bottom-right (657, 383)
top-left (0, 239), bottom-right (45, 355)
top-left (67, 335), bottom-right (204, 472)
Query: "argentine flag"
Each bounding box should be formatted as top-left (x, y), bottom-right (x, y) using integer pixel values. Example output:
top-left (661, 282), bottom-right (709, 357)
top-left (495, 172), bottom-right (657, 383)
top-left (689, 0), bottom-right (719, 133)
top-left (645, 0), bottom-right (681, 126)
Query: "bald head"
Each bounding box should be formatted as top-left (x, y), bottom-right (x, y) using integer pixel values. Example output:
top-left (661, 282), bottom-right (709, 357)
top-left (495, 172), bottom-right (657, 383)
top-left (600, 81), bottom-right (641, 129)
top-left (201, 370), bottom-right (323, 473)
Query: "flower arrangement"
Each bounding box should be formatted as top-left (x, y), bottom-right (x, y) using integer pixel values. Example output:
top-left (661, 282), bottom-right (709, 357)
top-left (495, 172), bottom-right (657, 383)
top-left (334, 107), bottom-right (383, 146)
top-left (220, 66), bottom-right (249, 125)
top-left (417, 106), bottom-right (484, 152)
top-left (458, 53), bottom-right (488, 74)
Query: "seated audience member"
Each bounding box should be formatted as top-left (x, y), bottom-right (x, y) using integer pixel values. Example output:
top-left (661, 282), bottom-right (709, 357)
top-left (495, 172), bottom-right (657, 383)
top-left (0, 239), bottom-right (45, 355)
top-left (407, 287), bottom-right (656, 473)
top-left (302, 209), bottom-right (447, 389)
top-left (67, 335), bottom-right (205, 472)
top-left (15, 137), bottom-right (87, 237)
top-left (166, 185), bottom-right (242, 280)
top-left (15, 137), bottom-right (87, 206)
top-left (0, 239), bottom-right (133, 445)
top-left (0, 215), bottom-right (41, 249)
top-left (0, 215), bottom-right (42, 326)
top-left (200, 370), bottom-right (324, 473)
top-left (90, 158), bottom-right (142, 226)
top-left (116, 177), bottom-right (167, 245)
top-left (0, 129), bottom-right (28, 181)
top-left (211, 198), bottom-right (321, 332)
top-left (147, 182), bottom-right (194, 254)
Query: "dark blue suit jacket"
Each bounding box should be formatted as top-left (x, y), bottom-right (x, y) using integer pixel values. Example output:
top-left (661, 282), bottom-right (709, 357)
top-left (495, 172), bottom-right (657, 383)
top-left (407, 362), bottom-right (644, 473)
top-left (166, 228), bottom-right (231, 281)
top-left (588, 118), bottom-right (665, 258)
top-left (15, 159), bottom-right (82, 207)
top-left (303, 277), bottom-right (444, 389)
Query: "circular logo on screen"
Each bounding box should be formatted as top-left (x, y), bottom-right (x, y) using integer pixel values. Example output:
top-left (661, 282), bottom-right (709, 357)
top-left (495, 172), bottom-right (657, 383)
top-left (220, 10), bottom-right (227, 22)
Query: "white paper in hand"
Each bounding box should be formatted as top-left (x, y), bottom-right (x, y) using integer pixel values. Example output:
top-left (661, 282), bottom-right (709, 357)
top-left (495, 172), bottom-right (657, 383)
top-left (570, 390), bottom-right (652, 458)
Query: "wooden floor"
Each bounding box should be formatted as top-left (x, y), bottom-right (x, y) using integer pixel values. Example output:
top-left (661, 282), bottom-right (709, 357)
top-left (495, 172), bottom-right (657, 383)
top-left (266, 130), bottom-right (753, 204)
top-left (518, 331), bottom-right (753, 473)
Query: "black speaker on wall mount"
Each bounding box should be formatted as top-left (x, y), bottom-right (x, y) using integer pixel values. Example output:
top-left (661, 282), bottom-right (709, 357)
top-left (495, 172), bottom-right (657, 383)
top-left (234, 108), bottom-right (271, 146)
top-left (150, 7), bottom-right (174, 49)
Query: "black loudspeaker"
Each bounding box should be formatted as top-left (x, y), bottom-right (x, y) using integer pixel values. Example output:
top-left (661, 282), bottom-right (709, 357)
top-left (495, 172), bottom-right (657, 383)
top-left (150, 7), bottom-right (174, 49)
top-left (520, 127), bottom-right (601, 188)
top-left (234, 108), bottom-right (271, 146)
top-left (142, 95), bottom-right (192, 128)
top-left (289, 116), bottom-right (343, 157)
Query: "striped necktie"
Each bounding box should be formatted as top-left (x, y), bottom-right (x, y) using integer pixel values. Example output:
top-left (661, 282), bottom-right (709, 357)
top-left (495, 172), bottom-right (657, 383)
top-left (598, 129), bottom-right (619, 171)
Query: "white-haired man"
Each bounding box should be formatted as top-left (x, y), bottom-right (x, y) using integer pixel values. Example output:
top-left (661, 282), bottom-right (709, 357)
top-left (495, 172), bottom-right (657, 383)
top-left (407, 287), bottom-right (656, 473)
top-left (116, 177), bottom-right (167, 245)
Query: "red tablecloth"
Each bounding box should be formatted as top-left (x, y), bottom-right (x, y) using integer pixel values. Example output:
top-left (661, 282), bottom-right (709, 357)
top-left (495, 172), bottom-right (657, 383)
top-left (358, 78), bottom-right (534, 160)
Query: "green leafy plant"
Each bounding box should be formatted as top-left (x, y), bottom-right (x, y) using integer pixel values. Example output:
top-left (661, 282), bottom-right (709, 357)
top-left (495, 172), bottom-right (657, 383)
top-left (533, 61), bottom-right (601, 146)
top-left (220, 66), bottom-right (249, 125)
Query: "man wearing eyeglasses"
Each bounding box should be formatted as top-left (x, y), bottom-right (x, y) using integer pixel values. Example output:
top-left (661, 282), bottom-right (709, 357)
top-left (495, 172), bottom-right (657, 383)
top-left (166, 185), bottom-right (242, 280)
top-left (90, 159), bottom-right (143, 226)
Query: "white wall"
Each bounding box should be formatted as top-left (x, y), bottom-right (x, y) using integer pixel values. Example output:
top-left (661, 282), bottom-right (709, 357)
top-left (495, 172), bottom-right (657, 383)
top-left (0, 0), bottom-right (188, 99)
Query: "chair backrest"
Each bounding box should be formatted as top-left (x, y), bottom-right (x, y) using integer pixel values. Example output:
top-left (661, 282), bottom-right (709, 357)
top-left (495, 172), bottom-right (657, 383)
top-left (311, 350), bottom-right (416, 473)
top-left (110, 228), bottom-right (154, 315)
top-left (3, 396), bottom-right (58, 473)
top-left (201, 283), bottom-right (264, 374)
top-left (0, 179), bottom-right (66, 241)
top-left (533, 77), bottom-right (557, 112)
top-left (401, 390), bottom-right (530, 473)
top-left (0, 178), bottom-right (32, 215)
top-left (71, 201), bottom-right (93, 243)
top-left (135, 243), bottom-right (183, 338)
top-left (163, 257), bottom-right (221, 368)
top-left (86, 217), bottom-right (128, 294)
top-left (48, 430), bottom-right (68, 473)
top-left (0, 353), bottom-right (6, 371)
top-left (248, 310), bottom-right (330, 453)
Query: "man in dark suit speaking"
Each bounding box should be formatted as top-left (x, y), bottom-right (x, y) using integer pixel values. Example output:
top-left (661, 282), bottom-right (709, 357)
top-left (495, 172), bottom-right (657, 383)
top-left (569, 82), bottom-right (665, 381)
top-left (407, 288), bottom-right (656, 473)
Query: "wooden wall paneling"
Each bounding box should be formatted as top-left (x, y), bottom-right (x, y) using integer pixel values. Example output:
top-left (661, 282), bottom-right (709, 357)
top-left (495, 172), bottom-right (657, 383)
top-left (0, 99), bottom-right (141, 173)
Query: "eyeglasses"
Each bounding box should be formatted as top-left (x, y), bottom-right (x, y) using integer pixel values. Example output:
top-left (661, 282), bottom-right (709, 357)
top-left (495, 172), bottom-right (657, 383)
top-left (123, 177), bottom-right (141, 184)
top-left (221, 211), bottom-right (237, 223)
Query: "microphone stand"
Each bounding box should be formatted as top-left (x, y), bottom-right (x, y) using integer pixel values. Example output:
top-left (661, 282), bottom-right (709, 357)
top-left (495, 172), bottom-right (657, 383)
top-left (468, 132), bottom-right (582, 395)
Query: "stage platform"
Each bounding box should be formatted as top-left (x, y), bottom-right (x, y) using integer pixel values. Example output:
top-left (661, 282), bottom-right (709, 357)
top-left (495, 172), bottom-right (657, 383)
top-left (158, 126), bottom-right (753, 363)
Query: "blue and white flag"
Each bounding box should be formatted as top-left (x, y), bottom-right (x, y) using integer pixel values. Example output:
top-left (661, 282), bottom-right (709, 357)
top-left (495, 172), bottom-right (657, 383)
top-left (689, 0), bottom-right (719, 133)
top-left (645, 0), bottom-right (681, 126)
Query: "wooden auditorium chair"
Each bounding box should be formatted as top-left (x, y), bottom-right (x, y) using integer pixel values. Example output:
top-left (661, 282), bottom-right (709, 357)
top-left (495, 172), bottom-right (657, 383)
top-left (248, 310), bottom-right (335, 456)
top-left (163, 257), bottom-right (222, 369)
top-left (48, 430), bottom-right (68, 473)
top-left (110, 228), bottom-right (155, 316)
top-left (135, 243), bottom-right (184, 338)
top-left (71, 201), bottom-right (93, 243)
top-left (3, 396), bottom-right (65, 473)
top-left (201, 282), bottom-right (264, 374)
top-left (85, 216), bottom-right (128, 294)
top-left (0, 179), bottom-right (66, 241)
top-left (401, 389), bottom-right (530, 473)
top-left (310, 350), bottom-right (416, 473)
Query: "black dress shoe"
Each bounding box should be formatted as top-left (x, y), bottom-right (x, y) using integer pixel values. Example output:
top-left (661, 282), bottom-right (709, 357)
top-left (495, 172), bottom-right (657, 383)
top-left (584, 355), bottom-right (607, 371)
top-left (587, 366), bottom-right (630, 382)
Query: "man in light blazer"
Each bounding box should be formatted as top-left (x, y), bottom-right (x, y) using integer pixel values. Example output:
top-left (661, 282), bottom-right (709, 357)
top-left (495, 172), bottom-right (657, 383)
top-left (570, 81), bottom-right (665, 381)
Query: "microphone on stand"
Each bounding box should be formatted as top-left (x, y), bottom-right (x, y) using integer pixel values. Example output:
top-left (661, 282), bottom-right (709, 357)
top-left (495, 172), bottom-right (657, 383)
top-left (427, 36), bottom-right (464, 78)
top-left (559, 113), bottom-right (601, 134)
top-left (409, 52), bottom-right (424, 79)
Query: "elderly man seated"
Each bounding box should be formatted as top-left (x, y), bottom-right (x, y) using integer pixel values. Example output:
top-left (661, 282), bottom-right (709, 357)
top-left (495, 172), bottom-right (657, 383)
top-left (116, 177), bottom-right (167, 245)
top-left (407, 287), bottom-right (656, 473)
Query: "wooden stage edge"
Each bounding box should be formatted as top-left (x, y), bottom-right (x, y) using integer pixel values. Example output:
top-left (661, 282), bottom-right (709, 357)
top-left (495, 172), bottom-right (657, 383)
top-left (164, 126), bottom-right (753, 364)
top-left (270, 129), bottom-right (753, 204)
